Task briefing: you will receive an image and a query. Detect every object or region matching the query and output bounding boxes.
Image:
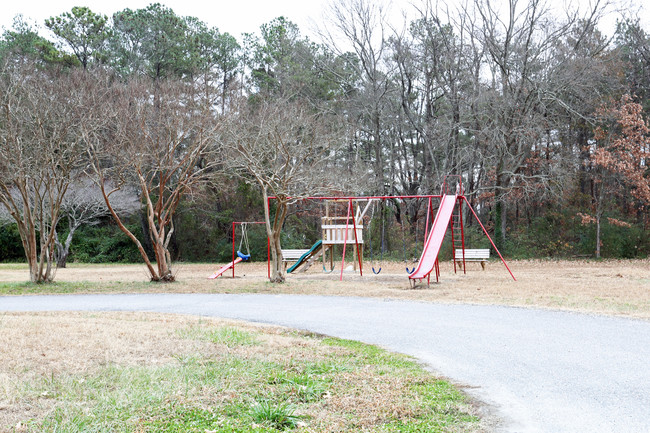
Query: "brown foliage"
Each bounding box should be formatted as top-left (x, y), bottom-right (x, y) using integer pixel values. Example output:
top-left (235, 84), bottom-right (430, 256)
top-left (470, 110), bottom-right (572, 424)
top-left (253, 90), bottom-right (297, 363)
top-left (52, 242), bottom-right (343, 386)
top-left (594, 94), bottom-right (650, 204)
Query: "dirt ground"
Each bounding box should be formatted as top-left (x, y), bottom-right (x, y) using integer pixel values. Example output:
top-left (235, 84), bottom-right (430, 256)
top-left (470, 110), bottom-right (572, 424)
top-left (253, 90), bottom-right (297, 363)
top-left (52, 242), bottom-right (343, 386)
top-left (0, 312), bottom-right (339, 429)
top-left (2, 259), bottom-right (649, 319)
top-left (0, 312), bottom-right (490, 432)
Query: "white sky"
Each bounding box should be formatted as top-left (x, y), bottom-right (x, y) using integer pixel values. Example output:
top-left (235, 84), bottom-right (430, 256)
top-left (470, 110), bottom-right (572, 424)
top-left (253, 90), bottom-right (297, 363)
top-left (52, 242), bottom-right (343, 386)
top-left (1, 0), bottom-right (646, 43)
top-left (1, 0), bottom-right (345, 40)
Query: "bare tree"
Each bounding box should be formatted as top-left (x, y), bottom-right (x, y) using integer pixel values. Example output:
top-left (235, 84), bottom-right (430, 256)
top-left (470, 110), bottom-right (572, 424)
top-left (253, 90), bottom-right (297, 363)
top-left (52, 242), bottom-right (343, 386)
top-left (470, 0), bottom-right (613, 246)
top-left (321, 0), bottom-right (398, 194)
top-left (0, 61), bottom-right (89, 282)
top-left (54, 178), bottom-right (139, 267)
top-left (224, 96), bottom-right (346, 282)
top-left (391, 0), bottom-right (486, 197)
top-left (87, 76), bottom-right (222, 282)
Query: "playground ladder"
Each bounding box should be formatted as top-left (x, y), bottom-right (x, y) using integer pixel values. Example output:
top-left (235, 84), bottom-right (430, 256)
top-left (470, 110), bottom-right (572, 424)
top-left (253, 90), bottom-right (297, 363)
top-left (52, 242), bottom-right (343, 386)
top-left (450, 198), bottom-right (466, 274)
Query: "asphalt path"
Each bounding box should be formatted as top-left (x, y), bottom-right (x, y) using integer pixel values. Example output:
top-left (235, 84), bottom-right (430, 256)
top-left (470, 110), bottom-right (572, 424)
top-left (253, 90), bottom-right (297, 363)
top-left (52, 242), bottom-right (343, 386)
top-left (1, 293), bottom-right (648, 433)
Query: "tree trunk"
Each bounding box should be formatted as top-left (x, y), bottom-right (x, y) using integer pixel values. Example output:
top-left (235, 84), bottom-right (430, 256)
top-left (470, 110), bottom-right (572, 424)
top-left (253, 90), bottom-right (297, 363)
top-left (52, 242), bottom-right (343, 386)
top-left (54, 231), bottom-right (68, 268)
top-left (262, 188), bottom-right (288, 283)
top-left (494, 171), bottom-right (509, 250)
top-left (26, 228), bottom-right (39, 283)
top-left (99, 180), bottom-right (160, 280)
top-left (54, 225), bottom-right (77, 268)
top-left (373, 110), bottom-right (384, 193)
top-left (270, 230), bottom-right (284, 283)
top-left (146, 203), bottom-right (174, 282)
top-left (595, 214), bottom-right (601, 259)
top-left (595, 199), bottom-right (603, 259)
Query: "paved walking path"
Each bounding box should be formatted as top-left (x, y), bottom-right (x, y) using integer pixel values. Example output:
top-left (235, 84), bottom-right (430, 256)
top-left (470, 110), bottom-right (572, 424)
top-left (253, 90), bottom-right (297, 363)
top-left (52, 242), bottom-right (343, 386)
top-left (2, 293), bottom-right (649, 433)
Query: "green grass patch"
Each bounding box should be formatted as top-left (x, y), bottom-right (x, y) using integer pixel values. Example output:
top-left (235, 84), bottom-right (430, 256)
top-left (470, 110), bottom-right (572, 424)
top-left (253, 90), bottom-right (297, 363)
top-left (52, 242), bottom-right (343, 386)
top-left (177, 325), bottom-right (261, 347)
top-left (249, 400), bottom-right (302, 429)
top-left (0, 280), bottom-right (165, 296)
top-left (323, 337), bottom-right (417, 371)
top-left (0, 281), bottom-right (98, 295)
top-left (0, 263), bottom-right (28, 270)
top-left (6, 320), bottom-right (480, 432)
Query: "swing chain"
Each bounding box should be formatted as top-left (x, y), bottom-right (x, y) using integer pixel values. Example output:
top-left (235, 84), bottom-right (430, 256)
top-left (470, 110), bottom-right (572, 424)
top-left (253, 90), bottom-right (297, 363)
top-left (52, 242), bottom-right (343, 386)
top-left (401, 202), bottom-right (416, 274)
top-left (237, 223), bottom-right (251, 261)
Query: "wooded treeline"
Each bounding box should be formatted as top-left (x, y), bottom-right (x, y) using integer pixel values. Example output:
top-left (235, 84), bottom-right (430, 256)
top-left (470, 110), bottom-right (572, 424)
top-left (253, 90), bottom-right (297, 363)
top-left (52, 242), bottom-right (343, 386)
top-left (0, 0), bottom-right (649, 282)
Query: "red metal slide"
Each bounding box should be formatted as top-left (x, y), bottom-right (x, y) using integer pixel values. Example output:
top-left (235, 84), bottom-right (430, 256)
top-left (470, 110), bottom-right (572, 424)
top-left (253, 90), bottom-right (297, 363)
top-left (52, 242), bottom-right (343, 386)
top-left (208, 257), bottom-right (244, 279)
top-left (409, 194), bottom-right (458, 281)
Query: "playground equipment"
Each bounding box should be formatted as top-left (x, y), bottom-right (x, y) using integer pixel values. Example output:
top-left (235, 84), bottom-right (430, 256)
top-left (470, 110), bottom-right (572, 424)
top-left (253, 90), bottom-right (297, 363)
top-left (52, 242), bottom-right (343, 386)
top-left (208, 222), bottom-right (269, 279)
top-left (368, 202), bottom-right (386, 274)
top-left (408, 193), bottom-right (457, 283)
top-left (268, 175), bottom-right (515, 283)
top-left (407, 176), bottom-right (515, 285)
top-left (285, 199), bottom-right (374, 275)
top-left (236, 222), bottom-right (252, 260)
top-left (401, 215), bottom-right (416, 274)
top-left (286, 240), bottom-right (324, 273)
top-left (368, 199), bottom-right (425, 275)
top-left (208, 256), bottom-right (245, 279)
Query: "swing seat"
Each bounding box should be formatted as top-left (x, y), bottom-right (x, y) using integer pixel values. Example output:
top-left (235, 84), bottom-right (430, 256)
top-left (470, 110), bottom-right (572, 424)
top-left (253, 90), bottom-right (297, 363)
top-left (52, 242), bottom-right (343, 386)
top-left (236, 250), bottom-right (251, 261)
top-left (372, 266), bottom-right (381, 274)
top-left (406, 266), bottom-right (415, 274)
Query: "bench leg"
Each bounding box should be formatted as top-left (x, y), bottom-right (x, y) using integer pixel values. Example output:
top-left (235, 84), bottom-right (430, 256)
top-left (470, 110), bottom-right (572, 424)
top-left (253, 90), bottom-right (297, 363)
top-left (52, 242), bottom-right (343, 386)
top-left (480, 260), bottom-right (486, 271)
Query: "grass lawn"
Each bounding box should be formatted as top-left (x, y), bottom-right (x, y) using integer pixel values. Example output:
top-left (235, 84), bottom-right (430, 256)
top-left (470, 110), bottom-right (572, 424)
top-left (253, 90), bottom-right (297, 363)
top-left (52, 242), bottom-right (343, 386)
top-left (2, 259), bottom-right (647, 431)
top-left (1, 259), bottom-right (649, 319)
top-left (0, 312), bottom-right (485, 432)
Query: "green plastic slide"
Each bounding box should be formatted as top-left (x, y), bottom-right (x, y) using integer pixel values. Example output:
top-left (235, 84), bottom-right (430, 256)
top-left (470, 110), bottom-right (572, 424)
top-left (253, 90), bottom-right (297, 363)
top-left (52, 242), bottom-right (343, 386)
top-left (287, 240), bottom-right (323, 273)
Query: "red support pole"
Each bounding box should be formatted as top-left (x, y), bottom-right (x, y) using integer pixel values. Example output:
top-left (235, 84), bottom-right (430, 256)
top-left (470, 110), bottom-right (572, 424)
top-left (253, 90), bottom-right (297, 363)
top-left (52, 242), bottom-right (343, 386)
top-left (463, 197), bottom-right (516, 281)
top-left (459, 197), bottom-right (466, 275)
top-left (268, 194), bottom-right (443, 202)
top-left (267, 235), bottom-right (270, 280)
top-left (351, 201), bottom-right (363, 276)
top-left (434, 258), bottom-right (439, 282)
top-left (232, 221), bottom-right (236, 278)
top-left (340, 199), bottom-right (352, 281)
top-left (450, 205), bottom-right (457, 274)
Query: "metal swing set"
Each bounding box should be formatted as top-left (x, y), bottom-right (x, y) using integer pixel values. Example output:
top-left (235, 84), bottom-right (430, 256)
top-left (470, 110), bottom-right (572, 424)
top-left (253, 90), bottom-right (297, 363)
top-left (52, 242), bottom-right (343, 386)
top-left (266, 176), bottom-right (515, 283)
top-left (210, 176), bottom-right (515, 283)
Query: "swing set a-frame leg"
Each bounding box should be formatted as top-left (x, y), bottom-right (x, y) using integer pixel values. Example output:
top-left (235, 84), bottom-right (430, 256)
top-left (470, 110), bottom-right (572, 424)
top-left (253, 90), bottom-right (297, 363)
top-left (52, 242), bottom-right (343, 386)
top-left (463, 196), bottom-right (516, 281)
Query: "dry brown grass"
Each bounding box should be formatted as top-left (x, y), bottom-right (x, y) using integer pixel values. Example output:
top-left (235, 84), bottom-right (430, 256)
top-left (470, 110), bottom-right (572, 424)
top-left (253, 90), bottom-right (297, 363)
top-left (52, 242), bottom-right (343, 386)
top-left (3, 259), bottom-right (648, 319)
top-left (1, 260), bottom-right (644, 430)
top-left (0, 312), bottom-right (486, 432)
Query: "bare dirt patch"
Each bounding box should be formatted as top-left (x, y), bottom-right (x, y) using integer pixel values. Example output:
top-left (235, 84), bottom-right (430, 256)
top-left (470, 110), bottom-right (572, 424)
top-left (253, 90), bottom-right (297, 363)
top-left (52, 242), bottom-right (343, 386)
top-left (2, 259), bottom-right (649, 319)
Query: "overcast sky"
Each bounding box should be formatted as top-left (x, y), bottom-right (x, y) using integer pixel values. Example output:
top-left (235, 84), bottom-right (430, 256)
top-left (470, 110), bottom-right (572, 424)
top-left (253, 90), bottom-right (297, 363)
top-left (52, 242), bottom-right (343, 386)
top-left (2, 0), bottom-right (350, 39)
top-left (1, 0), bottom-right (645, 43)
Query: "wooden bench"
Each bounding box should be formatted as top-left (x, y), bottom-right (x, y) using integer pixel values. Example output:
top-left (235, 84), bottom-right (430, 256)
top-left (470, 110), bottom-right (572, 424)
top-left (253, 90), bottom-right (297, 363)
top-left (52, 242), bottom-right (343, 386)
top-left (281, 249), bottom-right (310, 269)
top-left (455, 249), bottom-right (490, 270)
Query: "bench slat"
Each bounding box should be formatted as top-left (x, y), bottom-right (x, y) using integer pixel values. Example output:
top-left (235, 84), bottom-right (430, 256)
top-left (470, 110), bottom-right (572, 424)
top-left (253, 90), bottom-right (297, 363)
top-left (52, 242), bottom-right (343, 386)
top-left (454, 249), bottom-right (490, 260)
top-left (281, 249), bottom-right (310, 261)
